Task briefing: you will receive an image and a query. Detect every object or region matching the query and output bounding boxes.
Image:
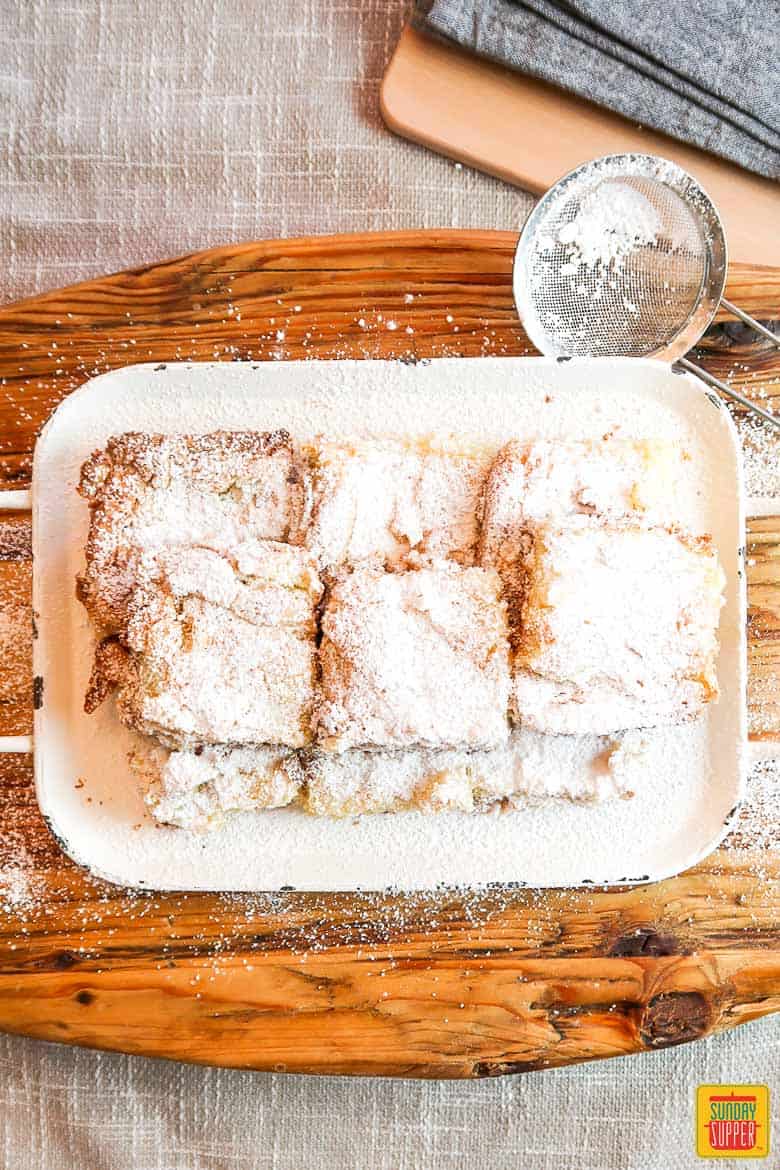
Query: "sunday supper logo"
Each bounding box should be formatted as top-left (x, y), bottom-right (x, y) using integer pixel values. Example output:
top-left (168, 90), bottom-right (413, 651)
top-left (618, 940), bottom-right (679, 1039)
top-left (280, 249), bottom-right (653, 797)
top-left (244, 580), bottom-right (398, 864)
top-left (696, 1085), bottom-right (769, 1158)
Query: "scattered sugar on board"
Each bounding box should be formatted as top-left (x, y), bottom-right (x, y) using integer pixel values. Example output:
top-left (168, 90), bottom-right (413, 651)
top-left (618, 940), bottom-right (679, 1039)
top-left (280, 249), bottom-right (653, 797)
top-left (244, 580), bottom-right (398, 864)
top-left (728, 760), bottom-right (780, 852)
top-left (0, 829), bottom-right (40, 913)
top-left (735, 413), bottom-right (780, 497)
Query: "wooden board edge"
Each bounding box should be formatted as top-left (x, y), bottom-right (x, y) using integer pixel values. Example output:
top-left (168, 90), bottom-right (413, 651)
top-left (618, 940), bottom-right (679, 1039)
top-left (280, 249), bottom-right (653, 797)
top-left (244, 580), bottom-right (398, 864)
top-left (0, 949), bottom-right (777, 1078)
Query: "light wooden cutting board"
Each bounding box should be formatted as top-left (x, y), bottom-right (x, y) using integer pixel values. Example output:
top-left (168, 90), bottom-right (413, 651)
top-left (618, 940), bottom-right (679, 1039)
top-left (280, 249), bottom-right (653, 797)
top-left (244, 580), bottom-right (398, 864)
top-left (381, 25), bottom-right (780, 268)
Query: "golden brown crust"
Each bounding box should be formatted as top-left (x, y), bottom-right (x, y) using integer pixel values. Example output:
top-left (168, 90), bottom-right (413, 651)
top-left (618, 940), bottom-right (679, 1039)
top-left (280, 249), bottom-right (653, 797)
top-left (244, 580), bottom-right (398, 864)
top-left (84, 635), bottom-right (131, 714)
top-left (77, 430), bottom-right (294, 500)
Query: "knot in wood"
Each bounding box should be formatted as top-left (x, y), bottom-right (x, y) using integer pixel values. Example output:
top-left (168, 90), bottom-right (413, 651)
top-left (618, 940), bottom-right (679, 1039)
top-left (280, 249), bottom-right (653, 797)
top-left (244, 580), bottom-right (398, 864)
top-left (609, 927), bottom-right (680, 957)
top-left (640, 991), bottom-right (710, 1048)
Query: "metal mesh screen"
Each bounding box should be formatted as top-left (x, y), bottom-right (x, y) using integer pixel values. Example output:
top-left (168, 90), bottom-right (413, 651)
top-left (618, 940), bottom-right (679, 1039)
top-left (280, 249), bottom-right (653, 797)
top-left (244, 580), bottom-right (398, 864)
top-left (514, 157), bottom-right (727, 362)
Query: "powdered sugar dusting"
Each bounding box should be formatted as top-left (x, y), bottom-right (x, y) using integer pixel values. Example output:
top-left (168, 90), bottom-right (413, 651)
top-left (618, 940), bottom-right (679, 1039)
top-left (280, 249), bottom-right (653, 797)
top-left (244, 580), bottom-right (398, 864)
top-left (133, 743), bottom-right (302, 831)
top-left (77, 431), bottom-right (301, 630)
top-left (729, 759), bottom-right (780, 851)
top-left (512, 522), bottom-right (724, 734)
top-left (116, 542), bottom-right (322, 749)
top-left (304, 729), bottom-right (640, 817)
top-left (0, 831), bottom-right (40, 912)
top-left (300, 435), bottom-right (491, 571)
top-left (737, 414), bottom-right (780, 497)
top-left (519, 156), bottom-right (717, 359)
top-left (317, 564), bottom-right (510, 752)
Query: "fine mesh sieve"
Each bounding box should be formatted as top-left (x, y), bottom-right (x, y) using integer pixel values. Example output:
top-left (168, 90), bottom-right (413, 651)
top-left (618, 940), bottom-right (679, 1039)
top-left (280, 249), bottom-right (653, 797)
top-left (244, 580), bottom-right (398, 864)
top-left (513, 154), bottom-right (779, 429)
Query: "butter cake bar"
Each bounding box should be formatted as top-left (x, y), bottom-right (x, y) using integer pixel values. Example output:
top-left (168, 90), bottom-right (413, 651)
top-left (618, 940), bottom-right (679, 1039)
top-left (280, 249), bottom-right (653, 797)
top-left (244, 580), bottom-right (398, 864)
top-left (135, 729), bottom-right (638, 827)
top-left (512, 520), bottom-right (725, 733)
top-left (303, 746), bottom-right (494, 816)
top-left (480, 437), bottom-right (675, 608)
top-left (133, 725), bottom-right (642, 828)
top-left (316, 564), bottom-right (511, 751)
top-left (87, 540), bottom-right (322, 748)
top-left (132, 744), bottom-right (304, 830)
top-left (78, 430), bottom-right (302, 630)
top-left (303, 729), bottom-right (642, 816)
top-left (298, 435), bottom-right (491, 571)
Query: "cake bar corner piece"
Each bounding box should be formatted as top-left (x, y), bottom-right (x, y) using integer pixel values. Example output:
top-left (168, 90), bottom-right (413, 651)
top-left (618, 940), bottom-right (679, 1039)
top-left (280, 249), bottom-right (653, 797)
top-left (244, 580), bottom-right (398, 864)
top-left (77, 429), bottom-right (303, 631)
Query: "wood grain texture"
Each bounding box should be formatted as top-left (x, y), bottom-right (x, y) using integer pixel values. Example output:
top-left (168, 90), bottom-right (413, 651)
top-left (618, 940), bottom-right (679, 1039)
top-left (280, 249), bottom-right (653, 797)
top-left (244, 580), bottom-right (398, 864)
top-left (748, 516), bottom-right (780, 738)
top-left (0, 230), bottom-right (779, 487)
top-left (0, 230), bottom-right (778, 1077)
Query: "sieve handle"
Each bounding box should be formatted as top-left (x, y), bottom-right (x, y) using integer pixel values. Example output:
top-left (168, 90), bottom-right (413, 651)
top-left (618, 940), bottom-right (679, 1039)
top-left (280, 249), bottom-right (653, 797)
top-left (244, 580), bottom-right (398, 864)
top-left (677, 358), bottom-right (780, 430)
top-left (720, 298), bottom-right (780, 350)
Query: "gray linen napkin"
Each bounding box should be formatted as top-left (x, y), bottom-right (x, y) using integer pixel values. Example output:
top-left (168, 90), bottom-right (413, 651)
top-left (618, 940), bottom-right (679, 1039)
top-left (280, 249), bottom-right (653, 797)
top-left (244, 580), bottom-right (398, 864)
top-left (413, 0), bottom-right (780, 179)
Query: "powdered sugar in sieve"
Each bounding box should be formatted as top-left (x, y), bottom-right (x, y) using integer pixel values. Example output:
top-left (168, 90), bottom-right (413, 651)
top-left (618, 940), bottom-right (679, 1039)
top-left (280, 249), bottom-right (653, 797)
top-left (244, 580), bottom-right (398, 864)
top-left (514, 154), bottom-right (779, 429)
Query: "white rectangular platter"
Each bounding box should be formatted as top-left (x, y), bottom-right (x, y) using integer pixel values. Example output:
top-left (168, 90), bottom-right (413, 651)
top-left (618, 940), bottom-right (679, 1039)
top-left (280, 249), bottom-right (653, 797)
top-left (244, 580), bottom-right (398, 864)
top-left (33, 357), bottom-right (747, 891)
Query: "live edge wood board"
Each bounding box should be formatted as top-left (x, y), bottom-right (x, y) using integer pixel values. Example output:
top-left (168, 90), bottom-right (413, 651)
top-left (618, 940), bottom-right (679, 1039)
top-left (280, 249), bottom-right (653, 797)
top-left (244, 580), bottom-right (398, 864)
top-left (0, 230), bottom-right (778, 1078)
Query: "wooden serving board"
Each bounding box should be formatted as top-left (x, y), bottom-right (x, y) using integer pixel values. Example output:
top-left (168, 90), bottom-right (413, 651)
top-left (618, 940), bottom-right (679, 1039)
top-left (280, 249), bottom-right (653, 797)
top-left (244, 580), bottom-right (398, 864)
top-left (0, 230), bottom-right (778, 1078)
top-left (381, 25), bottom-right (780, 268)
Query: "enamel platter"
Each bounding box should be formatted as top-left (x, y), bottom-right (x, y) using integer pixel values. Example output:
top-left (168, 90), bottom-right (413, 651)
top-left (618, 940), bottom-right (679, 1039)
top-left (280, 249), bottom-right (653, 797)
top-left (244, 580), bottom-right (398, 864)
top-left (32, 358), bottom-right (747, 890)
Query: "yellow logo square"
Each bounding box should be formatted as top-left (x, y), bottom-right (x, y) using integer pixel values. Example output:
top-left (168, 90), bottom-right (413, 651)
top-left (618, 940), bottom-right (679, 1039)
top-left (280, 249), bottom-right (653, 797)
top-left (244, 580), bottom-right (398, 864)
top-left (697, 1085), bottom-right (770, 1158)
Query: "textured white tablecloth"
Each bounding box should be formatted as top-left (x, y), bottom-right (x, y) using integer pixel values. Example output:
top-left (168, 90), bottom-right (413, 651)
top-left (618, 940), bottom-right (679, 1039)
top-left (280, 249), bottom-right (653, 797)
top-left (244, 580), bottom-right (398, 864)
top-left (0, 2), bottom-right (777, 1167)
